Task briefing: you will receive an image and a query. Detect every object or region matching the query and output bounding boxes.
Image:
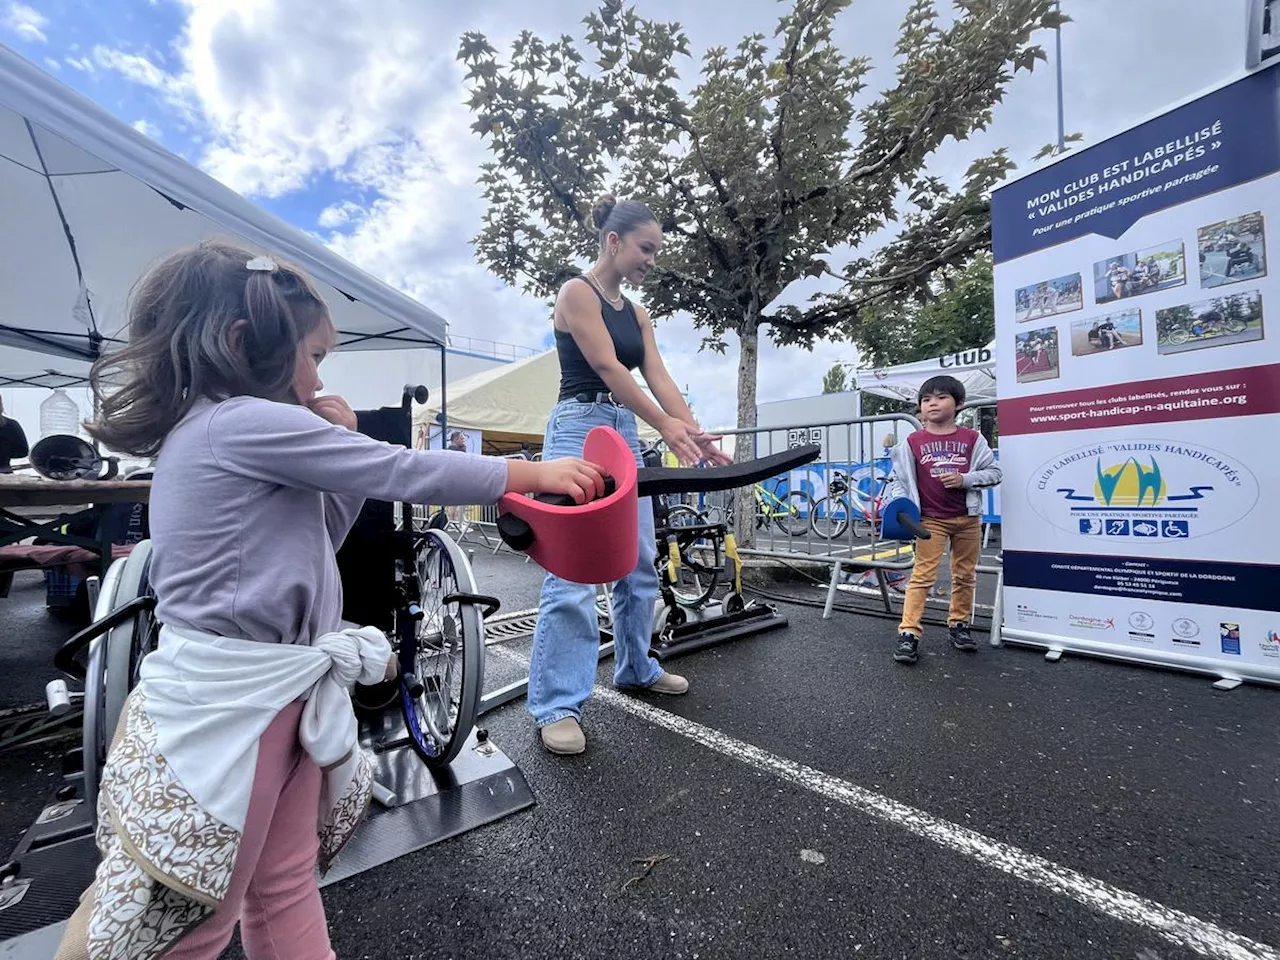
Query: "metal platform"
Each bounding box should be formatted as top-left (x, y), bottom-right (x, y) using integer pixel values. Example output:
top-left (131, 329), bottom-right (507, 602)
top-left (0, 720), bottom-right (533, 957)
top-left (646, 600), bottom-right (789, 661)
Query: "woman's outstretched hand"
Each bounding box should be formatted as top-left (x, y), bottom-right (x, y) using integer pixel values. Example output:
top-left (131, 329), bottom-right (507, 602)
top-left (660, 417), bottom-right (708, 466)
top-left (693, 430), bottom-right (733, 466)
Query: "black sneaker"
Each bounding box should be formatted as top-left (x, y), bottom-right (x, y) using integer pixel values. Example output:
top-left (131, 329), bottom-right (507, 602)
top-left (893, 632), bottom-right (919, 663)
top-left (949, 622), bottom-right (977, 651)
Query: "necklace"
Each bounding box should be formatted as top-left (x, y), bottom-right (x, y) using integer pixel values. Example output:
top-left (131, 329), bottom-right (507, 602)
top-left (586, 269), bottom-right (624, 309)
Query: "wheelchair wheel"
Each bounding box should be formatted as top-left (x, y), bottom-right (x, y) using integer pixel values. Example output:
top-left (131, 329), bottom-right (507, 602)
top-left (83, 541), bottom-right (158, 812)
top-left (663, 504), bottom-right (722, 608)
top-left (398, 529), bottom-right (483, 767)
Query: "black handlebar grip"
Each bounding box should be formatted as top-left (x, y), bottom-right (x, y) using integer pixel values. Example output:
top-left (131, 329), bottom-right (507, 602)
top-left (496, 513), bottom-right (535, 552)
top-left (531, 475), bottom-right (617, 508)
top-left (901, 514), bottom-right (932, 540)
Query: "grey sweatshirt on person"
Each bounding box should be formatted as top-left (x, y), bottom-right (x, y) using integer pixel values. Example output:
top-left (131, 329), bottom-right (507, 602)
top-left (147, 396), bottom-right (509, 647)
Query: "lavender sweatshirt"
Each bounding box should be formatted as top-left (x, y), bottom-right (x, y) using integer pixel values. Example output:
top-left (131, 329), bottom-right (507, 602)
top-left (148, 396), bottom-right (509, 646)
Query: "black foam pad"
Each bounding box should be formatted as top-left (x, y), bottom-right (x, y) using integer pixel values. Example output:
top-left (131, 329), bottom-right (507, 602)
top-left (634, 444), bottom-right (821, 496)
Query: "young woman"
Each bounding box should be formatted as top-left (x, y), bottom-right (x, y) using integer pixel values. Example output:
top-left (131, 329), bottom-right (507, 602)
top-left (529, 195), bottom-right (731, 756)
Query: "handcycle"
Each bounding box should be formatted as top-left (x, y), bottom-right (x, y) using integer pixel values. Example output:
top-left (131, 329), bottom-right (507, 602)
top-left (1165, 316), bottom-right (1247, 345)
top-left (593, 445), bottom-right (731, 628)
top-left (51, 385), bottom-right (494, 815)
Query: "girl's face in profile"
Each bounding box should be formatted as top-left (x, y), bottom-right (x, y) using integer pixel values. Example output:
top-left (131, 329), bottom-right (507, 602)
top-left (291, 319), bottom-right (337, 405)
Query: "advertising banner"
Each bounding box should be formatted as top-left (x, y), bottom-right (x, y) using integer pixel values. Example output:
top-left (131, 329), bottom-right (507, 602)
top-left (992, 67), bottom-right (1280, 683)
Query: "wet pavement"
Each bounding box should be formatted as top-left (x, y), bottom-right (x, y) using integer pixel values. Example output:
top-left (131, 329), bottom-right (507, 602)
top-left (1, 547), bottom-right (1276, 960)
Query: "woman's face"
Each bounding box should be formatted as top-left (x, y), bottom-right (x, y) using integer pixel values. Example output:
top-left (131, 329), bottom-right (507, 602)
top-left (611, 221), bottom-right (663, 286)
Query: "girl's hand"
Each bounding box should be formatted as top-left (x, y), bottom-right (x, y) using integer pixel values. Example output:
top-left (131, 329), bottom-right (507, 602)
top-left (309, 396), bottom-right (358, 431)
top-left (507, 457), bottom-right (606, 504)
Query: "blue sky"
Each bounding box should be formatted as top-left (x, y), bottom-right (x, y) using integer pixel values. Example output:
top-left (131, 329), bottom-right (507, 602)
top-left (0, 0), bottom-right (1248, 430)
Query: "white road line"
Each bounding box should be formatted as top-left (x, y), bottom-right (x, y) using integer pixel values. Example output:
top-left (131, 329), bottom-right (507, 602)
top-left (590, 686), bottom-right (1278, 960)
top-left (487, 646), bottom-right (1276, 960)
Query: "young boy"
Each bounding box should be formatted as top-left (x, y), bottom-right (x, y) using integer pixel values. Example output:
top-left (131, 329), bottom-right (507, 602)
top-left (885, 375), bottom-right (1002, 664)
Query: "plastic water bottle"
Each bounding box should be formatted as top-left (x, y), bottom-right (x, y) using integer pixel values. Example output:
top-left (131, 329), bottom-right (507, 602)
top-left (39, 387), bottom-right (82, 439)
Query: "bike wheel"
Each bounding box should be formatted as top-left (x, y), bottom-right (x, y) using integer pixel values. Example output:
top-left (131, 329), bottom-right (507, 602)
top-left (1168, 329), bottom-right (1189, 345)
top-left (810, 495), bottom-right (849, 539)
top-left (1227, 319), bottom-right (1247, 334)
top-left (775, 490), bottom-right (814, 537)
top-left (664, 504), bottom-right (722, 608)
top-left (399, 529), bottom-right (483, 768)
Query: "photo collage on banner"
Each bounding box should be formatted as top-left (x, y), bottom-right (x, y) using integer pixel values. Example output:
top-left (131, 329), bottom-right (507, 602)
top-left (991, 67), bottom-right (1280, 680)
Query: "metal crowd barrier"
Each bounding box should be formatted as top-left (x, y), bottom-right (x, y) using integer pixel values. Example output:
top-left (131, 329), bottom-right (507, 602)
top-left (701, 414), bottom-right (1004, 625)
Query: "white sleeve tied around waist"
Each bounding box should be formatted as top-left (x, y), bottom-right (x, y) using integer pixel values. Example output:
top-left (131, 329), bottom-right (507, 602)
top-left (140, 624), bottom-right (393, 832)
top-left (301, 627), bottom-right (393, 769)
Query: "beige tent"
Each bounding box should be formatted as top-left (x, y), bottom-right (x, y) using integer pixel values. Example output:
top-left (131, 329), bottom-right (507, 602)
top-left (412, 348), bottom-right (659, 455)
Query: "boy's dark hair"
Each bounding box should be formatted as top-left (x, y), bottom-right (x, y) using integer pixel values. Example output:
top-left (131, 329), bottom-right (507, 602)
top-left (87, 238), bottom-right (331, 458)
top-left (918, 375), bottom-right (966, 407)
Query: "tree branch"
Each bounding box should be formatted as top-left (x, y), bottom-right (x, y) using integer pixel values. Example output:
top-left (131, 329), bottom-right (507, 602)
top-left (655, 265), bottom-right (736, 306)
top-left (843, 100), bottom-right (938, 186)
top-left (843, 222), bottom-right (987, 288)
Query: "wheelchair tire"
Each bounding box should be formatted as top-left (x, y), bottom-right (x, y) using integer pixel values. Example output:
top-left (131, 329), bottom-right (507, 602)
top-left (663, 504), bottom-right (722, 609)
top-left (83, 541), bottom-right (157, 813)
top-left (399, 529), bottom-right (483, 768)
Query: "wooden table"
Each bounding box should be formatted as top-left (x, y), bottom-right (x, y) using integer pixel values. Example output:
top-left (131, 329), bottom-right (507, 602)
top-left (0, 475), bottom-right (151, 579)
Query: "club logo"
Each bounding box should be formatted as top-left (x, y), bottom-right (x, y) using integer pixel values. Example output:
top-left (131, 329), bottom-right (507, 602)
top-left (1029, 439), bottom-right (1258, 540)
top-left (1262, 631), bottom-right (1280, 658)
top-left (1129, 611), bottom-right (1154, 631)
top-left (1172, 618), bottom-right (1201, 639)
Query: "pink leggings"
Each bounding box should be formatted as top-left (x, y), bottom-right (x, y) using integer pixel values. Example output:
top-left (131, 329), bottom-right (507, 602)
top-left (165, 701), bottom-right (334, 960)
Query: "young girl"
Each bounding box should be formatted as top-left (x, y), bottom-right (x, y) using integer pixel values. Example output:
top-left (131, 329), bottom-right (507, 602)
top-left (529, 195), bottom-right (731, 756)
top-left (55, 238), bottom-right (603, 960)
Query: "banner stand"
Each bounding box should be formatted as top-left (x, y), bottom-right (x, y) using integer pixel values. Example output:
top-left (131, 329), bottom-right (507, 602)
top-left (991, 66), bottom-right (1280, 690)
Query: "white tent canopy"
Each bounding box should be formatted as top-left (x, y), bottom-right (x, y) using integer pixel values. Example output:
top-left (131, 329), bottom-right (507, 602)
top-left (854, 342), bottom-right (997, 406)
top-left (0, 45), bottom-right (447, 367)
top-left (0, 347), bottom-right (91, 389)
top-left (414, 349), bottom-right (659, 451)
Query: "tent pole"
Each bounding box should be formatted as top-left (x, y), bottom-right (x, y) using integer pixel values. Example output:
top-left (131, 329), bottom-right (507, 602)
top-left (439, 341), bottom-right (448, 448)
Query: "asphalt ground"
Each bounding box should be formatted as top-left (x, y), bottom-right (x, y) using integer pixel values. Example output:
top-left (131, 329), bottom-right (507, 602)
top-left (1, 546), bottom-right (1276, 960)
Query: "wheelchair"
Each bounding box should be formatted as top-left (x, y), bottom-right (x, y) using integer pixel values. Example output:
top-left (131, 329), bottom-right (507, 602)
top-left (52, 386), bottom-right (493, 816)
top-left (596, 446), bottom-right (744, 642)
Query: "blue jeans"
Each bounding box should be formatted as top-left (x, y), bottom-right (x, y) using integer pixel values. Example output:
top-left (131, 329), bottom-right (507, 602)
top-left (528, 400), bottom-right (662, 726)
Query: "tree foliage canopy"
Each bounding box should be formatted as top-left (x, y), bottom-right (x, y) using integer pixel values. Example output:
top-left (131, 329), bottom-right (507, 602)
top-left (459, 0), bottom-right (1064, 431)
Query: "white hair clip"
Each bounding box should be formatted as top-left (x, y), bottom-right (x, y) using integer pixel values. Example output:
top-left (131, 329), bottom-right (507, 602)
top-left (246, 256), bottom-right (277, 272)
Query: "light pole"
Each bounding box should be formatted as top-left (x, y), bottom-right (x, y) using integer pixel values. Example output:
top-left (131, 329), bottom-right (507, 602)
top-left (1054, 0), bottom-right (1066, 154)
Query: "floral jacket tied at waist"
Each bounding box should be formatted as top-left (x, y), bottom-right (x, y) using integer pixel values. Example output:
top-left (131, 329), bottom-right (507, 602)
top-left (54, 623), bottom-right (392, 960)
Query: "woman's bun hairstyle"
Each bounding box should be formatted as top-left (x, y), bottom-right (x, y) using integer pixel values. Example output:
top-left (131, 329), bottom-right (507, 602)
top-left (591, 194), bottom-right (618, 232)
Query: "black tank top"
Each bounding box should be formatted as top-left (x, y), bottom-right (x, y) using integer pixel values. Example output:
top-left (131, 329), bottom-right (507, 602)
top-left (556, 277), bottom-right (646, 400)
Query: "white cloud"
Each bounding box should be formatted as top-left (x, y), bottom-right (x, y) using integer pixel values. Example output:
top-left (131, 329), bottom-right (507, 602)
top-left (317, 200), bottom-right (366, 230)
top-left (132, 119), bottom-right (161, 139)
top-left (4, 2), bottom-right (47, 43)
top-left (86, 0), bottom-right (1243, 432)
top-left (65, 56), bottom-right (95, 73)
top-left (42, 56), bottom-right (60, 71)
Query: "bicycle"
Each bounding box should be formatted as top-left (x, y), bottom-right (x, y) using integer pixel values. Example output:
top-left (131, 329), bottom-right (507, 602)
top-left (810, 471), bottom-right (889, 540)
top-left (703, 479), bottom-right (812, 536)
